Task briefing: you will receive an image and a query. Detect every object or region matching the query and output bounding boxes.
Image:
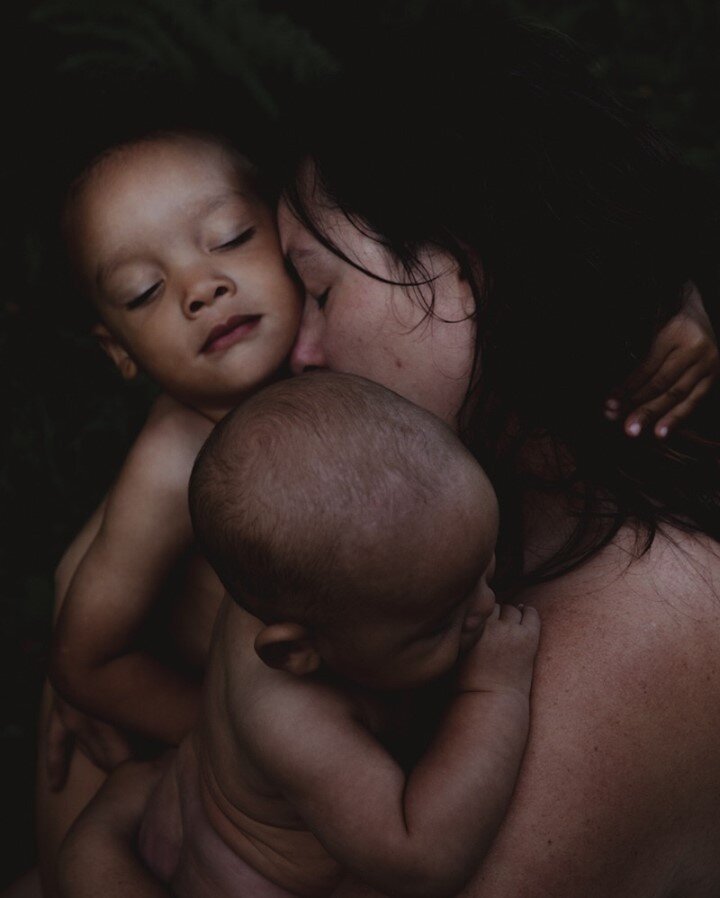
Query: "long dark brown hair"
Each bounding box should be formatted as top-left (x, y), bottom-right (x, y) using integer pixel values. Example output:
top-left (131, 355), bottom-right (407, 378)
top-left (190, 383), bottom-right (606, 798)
top-left (278, 4), bottom-right (720, 589)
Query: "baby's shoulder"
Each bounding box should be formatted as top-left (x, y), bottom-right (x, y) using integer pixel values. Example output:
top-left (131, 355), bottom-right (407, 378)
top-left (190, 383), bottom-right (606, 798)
top-left (214, 606), bottom-right (359, 756)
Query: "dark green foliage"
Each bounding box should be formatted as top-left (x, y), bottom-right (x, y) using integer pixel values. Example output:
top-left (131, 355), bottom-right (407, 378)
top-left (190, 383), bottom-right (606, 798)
top-left (2, 0), bottom-right (719, 885)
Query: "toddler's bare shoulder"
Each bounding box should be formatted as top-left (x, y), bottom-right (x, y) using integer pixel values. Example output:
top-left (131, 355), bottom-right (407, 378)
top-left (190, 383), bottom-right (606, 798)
top-left (143, 394), bottom-right (215, 455)
top-left (119, 395), bottom-right (214, 495)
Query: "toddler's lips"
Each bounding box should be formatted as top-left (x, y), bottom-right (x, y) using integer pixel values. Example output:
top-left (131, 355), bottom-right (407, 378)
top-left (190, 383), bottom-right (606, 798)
top-left (201, 315), bottom-right (261, 353)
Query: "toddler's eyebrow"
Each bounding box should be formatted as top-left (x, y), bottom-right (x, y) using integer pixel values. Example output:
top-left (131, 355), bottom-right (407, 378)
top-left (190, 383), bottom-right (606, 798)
top-left (197, 189), bottom-right (250, 217)
top-left (95, 191), bottom-right (251, 288)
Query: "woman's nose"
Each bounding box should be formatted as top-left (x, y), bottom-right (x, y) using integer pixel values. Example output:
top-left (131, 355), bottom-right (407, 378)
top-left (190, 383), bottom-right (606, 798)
top-left (290, 299), bottom-right (327, 374)
top-left (183, 275), bottom-right (234, 317)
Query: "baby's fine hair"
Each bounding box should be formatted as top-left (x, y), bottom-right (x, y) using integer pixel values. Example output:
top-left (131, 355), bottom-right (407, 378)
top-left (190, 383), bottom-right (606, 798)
top-left (189, 372), bottom-right (479, 623)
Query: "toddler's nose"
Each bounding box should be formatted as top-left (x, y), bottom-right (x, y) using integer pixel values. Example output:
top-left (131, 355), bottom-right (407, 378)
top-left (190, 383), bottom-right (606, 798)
top-left (184, 277), bottom-right (234, 317)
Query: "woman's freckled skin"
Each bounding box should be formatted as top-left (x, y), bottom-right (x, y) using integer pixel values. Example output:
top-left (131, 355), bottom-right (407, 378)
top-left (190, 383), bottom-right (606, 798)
top-left (278, 192), bottom-right (476, 428)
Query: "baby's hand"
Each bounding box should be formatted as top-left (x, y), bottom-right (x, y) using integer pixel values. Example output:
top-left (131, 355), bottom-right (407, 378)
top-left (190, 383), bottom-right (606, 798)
top-left (457, 603), bottom-right (540, 696)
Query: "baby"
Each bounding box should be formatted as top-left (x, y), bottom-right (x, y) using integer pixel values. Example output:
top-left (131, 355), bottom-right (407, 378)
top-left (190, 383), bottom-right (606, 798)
top-left (50, 129), bottom-right (300, 748)
top-left (137, 372), bottom-right (540, 898)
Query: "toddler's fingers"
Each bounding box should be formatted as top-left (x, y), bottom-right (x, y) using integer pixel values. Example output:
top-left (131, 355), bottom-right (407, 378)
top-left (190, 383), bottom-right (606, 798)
top-left (620, 350), bottom-right (698, 412)
top-left (654, 376), bottom-right (715, 438)
top-left (608, 332), bottom-right (676, 411)
top-left (46, 709), bottom-right (73, 791)
top-left (623, 362), bottom-right (710, 437)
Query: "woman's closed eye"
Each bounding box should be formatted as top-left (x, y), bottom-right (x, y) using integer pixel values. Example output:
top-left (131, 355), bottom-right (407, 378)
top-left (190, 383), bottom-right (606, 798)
top-left (126, 281), bottom-right (161, 310)
top-left (215, 227), bottom-right (256, 251)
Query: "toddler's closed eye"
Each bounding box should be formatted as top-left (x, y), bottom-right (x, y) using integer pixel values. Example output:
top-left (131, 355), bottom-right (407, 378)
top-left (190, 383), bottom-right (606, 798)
top-left (216, 227), bottom-right (256, 250)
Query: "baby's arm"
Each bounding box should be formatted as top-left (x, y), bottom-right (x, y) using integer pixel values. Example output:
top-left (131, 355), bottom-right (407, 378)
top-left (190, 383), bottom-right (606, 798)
top-left (51, 397), bottom-right (213, 744)
top-left (247, 604), bottom-right (539, 898)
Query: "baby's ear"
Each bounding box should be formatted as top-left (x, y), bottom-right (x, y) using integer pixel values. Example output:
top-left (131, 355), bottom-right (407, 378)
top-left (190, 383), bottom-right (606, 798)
top-left (91, 323), bottom-right (138, 381)
top-left (254, 623), bottom-right (321, 677)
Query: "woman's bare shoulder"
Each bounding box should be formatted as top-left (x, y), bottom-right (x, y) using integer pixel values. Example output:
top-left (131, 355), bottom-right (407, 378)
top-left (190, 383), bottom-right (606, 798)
top-left (467, 528), bottom-right (720, 898)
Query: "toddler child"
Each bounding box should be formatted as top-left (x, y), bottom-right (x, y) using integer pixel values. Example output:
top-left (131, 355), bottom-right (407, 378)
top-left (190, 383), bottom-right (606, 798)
top-left (50, 128), bottom-right (301, 749)
top-left (137, 372), bottom-right (540, 898)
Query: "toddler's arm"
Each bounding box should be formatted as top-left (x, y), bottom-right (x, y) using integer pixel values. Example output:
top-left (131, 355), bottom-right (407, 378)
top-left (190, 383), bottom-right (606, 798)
top-left (58, 760), bottom-right (171, 898)
top-left (50, 398), bottom-right (213, 744)
top-left (247, 604), bottom-right (540, 898)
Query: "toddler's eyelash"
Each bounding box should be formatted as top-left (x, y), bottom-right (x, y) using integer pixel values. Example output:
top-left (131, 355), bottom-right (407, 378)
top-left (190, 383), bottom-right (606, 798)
top-left (127, 282), bottom-right (160, 310)
top-left (219, 227), bottom-right (256, 250)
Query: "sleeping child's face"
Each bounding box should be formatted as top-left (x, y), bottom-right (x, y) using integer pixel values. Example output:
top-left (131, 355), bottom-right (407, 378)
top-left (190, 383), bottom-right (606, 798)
top-left (63, 132), bottom-right (301, 419)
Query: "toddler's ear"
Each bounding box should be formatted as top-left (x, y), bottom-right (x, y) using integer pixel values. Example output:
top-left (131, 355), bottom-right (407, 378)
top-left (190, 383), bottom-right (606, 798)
top-left (254, 623), bottom-right (321, 677)
top-left (91, 323), bottom-right (139, 381)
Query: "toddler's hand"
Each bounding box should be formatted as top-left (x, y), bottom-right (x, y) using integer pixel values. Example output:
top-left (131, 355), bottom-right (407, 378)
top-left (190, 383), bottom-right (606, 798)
top-left (604, 283), bottom-right (718, 438)
top-left (47, 690), bottom-right (135, 790)
top-left (457, 603), bottom-right (540, 696)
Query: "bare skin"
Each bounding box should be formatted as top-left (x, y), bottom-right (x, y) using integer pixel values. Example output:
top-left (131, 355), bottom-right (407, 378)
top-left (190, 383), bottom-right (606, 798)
top-left (79, 589), bottom-right (539, 898)
top-left (52, 181), bottom-right (720, 897)
top-left (33, 129), bottom-right (720, 897)
top-left (328, 523), bottom-right (720, 898)
top-left (34, 132), bottom-right (301, 897)
top-left (54, 522), bottom-right (720, 898)
top-left (37, 397), bottom-right (224, 894)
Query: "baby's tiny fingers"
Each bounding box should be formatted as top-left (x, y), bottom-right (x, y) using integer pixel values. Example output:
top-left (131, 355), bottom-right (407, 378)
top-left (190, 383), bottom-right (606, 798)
top-left (520, 605), bottom-right (541, 641)
top-left (520, 604), bottom-right (540, 623)
top-left (499, 604), bottom-right (523, 624)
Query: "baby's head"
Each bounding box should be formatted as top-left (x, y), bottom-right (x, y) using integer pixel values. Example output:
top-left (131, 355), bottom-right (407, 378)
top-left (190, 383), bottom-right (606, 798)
top-left (62, 130), bottom-right (300, 419)
top-left (190, 372), bottom-right (498, 691)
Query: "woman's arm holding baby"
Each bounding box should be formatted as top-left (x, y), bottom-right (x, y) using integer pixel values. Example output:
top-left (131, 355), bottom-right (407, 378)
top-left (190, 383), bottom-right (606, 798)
top-left (50, 398), bottom-right (213, 745)
top-left (247, 605), bottom-right (539, 898)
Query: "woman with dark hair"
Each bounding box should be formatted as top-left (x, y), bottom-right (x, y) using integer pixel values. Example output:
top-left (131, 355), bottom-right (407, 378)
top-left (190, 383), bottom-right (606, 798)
top-left (53, 8), bottom-right (720, 898)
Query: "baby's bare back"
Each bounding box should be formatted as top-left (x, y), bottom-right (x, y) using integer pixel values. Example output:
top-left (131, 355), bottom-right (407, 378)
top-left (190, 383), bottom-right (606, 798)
top-left (139, 599), bottom-right (344, 897)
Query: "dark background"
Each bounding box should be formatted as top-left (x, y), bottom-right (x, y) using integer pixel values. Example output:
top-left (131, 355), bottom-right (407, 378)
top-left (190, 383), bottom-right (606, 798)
top-left (3, 0), bottom-right (720, 886)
